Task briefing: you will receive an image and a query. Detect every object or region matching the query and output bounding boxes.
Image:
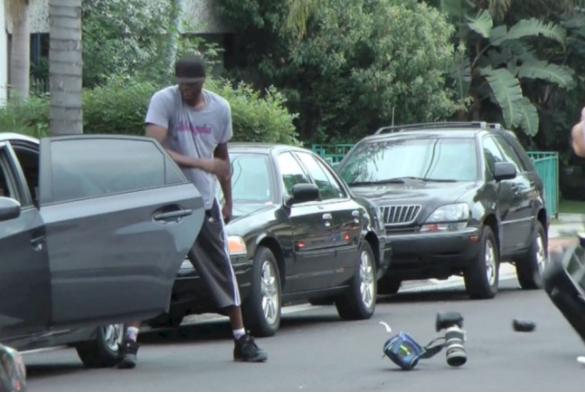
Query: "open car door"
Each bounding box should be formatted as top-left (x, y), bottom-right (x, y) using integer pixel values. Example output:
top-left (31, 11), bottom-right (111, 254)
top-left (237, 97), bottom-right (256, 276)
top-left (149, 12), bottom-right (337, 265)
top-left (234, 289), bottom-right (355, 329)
top-left (38, 135), bottom-right (204, 328)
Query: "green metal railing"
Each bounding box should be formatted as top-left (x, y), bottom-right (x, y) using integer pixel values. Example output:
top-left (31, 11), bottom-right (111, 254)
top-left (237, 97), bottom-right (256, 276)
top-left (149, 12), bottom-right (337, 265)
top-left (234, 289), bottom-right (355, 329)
top-left (311, 144), bottom-right (559, 218)
top-left (527, 151), bottom-right (559, 218)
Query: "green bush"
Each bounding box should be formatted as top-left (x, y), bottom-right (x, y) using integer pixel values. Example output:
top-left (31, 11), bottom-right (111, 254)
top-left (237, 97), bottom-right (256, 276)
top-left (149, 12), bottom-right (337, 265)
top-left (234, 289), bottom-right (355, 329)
top-left (206, 79), bottom-right (300, 146)
top-left (83, 76), bottom-right (158, 135)
top-left (0, 96), bottom-right (50, 138)
top-left (0, 76), bottom-right (299, 146)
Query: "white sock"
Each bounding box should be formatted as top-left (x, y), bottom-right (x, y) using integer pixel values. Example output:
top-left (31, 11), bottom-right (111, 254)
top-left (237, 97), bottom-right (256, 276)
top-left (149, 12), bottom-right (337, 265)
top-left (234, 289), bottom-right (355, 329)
top-left (233, 328), bottom-right (246, 340)
top-left (126, 327), bottom-right (139, 342)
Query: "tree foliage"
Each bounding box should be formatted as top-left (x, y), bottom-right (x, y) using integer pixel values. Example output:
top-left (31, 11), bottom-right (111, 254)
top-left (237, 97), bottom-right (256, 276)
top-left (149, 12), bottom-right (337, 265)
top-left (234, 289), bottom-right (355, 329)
top-left (221, 0), bottom-right (461, 142)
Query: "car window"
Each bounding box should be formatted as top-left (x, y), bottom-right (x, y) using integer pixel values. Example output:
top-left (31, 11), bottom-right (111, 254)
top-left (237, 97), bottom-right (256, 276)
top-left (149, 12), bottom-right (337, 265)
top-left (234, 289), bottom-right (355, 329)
top-left (493, 135), bottom-right (527, 172)
top-left (277, 152), bottom-right (311, 196)
top-left (46, 138), bottom-right (185, 203)
top-left (295, 152), bottom-right (346, 200)
top-left (0, 150), bottom-right (16, 200)
top-left (217, 153), bottom-right (273, 203)
top-left (482, 136), bottom-right (506, 176)
top-left (339, 137), bottom-right (478, 184)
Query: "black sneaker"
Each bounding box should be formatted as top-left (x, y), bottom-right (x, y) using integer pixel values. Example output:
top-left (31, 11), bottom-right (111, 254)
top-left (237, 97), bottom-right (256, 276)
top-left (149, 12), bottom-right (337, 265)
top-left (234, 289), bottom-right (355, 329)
top-left (234, 334), bottom-right (268, 362)
top-left (117, 339), bottom-right (139, 369)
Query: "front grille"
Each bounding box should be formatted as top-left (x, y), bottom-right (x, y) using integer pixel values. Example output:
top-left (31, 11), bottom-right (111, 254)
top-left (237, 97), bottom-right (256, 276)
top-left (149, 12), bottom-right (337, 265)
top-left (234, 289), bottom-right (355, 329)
top-left (380, 204), bottom-right (421, 226)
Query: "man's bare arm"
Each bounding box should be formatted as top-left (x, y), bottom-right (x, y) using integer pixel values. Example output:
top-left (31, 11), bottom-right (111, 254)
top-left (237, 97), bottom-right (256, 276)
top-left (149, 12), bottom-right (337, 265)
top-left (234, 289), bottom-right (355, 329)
top-left (572, 121), bottom-right (585, 158)
top-left (146, 124), bottom-right (209, 169)
top-left (214, 143), bottom-right (232, 204)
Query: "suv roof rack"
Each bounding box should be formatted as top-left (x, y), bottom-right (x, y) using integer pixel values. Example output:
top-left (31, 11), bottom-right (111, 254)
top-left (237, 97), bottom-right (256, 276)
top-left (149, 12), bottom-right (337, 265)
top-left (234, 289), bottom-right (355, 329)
top-left (373, 122), bottom-right (503, 135)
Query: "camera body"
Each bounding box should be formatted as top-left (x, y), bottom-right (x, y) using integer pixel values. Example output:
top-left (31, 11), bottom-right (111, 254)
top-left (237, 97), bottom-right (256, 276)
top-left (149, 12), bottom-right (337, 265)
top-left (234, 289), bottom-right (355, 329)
top-left (436, 312), bottom-right (467, 367)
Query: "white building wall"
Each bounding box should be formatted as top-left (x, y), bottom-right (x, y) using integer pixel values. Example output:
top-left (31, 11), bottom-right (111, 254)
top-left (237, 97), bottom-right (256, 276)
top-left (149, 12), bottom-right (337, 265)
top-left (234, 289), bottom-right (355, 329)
top-left (0, 0), bottom-right (7, 107)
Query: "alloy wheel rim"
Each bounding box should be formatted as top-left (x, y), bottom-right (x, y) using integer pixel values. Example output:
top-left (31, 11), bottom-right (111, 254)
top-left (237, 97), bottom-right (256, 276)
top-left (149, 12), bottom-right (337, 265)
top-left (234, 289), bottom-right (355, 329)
top-left (359, 250), bottom-right (375, 309)
top-left (261, 260), bottom-right (280, 325)
top-left (535, 234), bottom-right (547, 274)
top-left (103, 324), bottom-right (124, 352)
top-left (485, 239), bottom-right (497, 286)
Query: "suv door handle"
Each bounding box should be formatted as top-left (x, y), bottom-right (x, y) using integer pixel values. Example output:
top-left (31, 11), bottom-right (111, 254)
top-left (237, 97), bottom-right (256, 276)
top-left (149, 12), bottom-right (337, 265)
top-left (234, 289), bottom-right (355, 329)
top-left (322, 213), bottom-right (332, 220)
top-left (153, 208), bottom-right (193, 223)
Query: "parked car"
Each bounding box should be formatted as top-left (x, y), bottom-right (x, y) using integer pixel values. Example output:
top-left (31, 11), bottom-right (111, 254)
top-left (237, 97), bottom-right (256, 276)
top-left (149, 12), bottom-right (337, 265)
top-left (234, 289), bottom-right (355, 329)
top-left (147, 143), bottom-right (392, 337)
top-left (0, 132), bottom-right (205, 367)
top-left (335, 122), bottom-right (548, 299)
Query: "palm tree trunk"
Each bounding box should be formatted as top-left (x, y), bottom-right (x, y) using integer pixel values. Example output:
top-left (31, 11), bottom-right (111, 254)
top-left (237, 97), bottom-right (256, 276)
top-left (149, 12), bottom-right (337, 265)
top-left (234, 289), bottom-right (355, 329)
top-left (49, 0), bottom-right (83, 135)
top-left (7, 0), bottom-right (30, 100)
top-left (163, 0), bottom-right (183, 84)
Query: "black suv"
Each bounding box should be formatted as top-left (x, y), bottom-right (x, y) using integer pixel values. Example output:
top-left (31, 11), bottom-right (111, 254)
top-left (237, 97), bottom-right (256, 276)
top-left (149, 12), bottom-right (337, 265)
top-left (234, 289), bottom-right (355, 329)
top-left (335, 122), bottom-right (548, 299)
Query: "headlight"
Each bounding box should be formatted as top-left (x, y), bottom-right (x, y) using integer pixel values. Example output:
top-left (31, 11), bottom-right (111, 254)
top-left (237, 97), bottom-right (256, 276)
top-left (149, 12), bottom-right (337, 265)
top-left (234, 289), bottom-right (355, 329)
top-left (227, 236), bottom-right (247, 256)
top-left (421, 203), bottom-right (469, 232)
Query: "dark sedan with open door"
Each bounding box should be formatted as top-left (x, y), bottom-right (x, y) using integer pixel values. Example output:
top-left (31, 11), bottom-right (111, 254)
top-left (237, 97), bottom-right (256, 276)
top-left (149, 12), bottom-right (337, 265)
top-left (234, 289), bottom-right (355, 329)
top-left (147, 143), bottom-right (392, 337)
top-left (0, 132), bottom-right (205, 367)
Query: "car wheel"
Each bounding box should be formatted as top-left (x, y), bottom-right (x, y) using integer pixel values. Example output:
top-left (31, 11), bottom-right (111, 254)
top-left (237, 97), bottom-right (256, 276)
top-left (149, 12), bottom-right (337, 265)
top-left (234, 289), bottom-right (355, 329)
top-left (515, 221), bottom-right (547, 290)
top-left (335, 242), bottom-right (377, 320)
top-left (75, 324), bottom-right (124, 368)
top-left (464, 226), bottom-right (499, 299)
top-left (378, 276), bottom-right (402, 295)
top-left (242, 246), bottom-right (282, 338)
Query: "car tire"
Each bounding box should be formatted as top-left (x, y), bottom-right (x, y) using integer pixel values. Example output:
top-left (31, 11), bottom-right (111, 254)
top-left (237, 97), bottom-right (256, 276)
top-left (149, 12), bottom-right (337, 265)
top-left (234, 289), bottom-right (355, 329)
top-left (464, 226), bottom-right (499, 299)
top-left (242, 246), bottom-right (282, 338)
top-left (75, 324), bottom-right (125, 368)
top-left (378, 276), bottom-right (402, 295)
top-left (335, 242), bottom-right (377, 320)
top-left (515, 221), bottom-right (547, 290)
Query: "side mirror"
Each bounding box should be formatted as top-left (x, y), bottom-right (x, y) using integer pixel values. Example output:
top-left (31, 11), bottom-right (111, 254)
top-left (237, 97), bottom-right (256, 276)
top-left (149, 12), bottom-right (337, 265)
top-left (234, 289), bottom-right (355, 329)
top-left (0, 198), bottom-right (21, 222)
top-left (493, 162), bottom-right (516, 182)
top-left (0, 344), bottom-right (26, 392)
top-left (289, 183), bottom-right (319, 205)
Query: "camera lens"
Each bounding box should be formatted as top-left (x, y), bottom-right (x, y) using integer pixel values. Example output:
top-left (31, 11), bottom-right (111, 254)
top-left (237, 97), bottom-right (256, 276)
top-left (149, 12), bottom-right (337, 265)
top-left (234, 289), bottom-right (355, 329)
top-left (445, 327), bottom-right (467, 367)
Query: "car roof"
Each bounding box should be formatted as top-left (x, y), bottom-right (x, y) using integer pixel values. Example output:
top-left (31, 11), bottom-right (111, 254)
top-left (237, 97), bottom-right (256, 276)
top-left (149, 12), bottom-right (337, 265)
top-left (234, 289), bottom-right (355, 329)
top-left (359, 122), bottom-right (515, 144)
top-left (0, 132), bottom-right (39, 144)
top-left (228, 142), bottom-right (314, 155)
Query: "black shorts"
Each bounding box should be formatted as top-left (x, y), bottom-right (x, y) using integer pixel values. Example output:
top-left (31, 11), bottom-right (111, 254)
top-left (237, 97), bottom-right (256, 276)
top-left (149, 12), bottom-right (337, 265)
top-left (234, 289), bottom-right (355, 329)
top-left (187, 199), bottom-right (241, 309)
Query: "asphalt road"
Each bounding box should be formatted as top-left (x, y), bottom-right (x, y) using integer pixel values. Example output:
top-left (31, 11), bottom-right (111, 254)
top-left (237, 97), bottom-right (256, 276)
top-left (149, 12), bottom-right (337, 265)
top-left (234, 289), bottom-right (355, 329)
top-left (24, 278), bottom-right (585, 391)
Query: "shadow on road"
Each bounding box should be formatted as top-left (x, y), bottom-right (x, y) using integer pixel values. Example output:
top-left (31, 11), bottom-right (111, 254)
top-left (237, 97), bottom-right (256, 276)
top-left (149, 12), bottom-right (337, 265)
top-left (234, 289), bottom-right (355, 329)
top-left (25, 362), bottom-right (85, 379)
top-left (139, 312), bottom-right (343, 345)
top-left (378, 286), bottom-right (521, 305)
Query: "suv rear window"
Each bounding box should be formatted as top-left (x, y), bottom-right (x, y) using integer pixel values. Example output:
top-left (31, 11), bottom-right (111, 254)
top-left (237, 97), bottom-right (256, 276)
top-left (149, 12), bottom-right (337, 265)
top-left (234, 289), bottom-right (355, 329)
top-left (339, 137), bottom-right (478, 185)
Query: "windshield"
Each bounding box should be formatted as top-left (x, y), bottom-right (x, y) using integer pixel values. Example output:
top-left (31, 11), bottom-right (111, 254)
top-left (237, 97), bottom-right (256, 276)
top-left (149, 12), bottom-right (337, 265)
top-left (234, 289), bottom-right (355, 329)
top-left (217, 153), bottom-right (274, 204)
top-left (339, 137), bottom-right (478, 185)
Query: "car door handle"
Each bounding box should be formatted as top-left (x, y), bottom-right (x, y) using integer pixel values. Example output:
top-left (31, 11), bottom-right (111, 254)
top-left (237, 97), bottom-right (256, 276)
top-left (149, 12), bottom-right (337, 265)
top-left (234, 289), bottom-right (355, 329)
top-left (30, 235), bottom-right (45, 251)
top-left (322, 213), bottom-right (332, 220)
top-left (153, 208), bottom-right (193, 222)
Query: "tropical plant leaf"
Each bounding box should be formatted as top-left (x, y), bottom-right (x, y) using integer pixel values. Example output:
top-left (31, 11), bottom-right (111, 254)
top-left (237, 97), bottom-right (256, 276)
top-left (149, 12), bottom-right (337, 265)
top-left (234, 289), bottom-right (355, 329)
top-left (448, 60), bottom-right (472, 101)
top-left (501, 40), bottom-right (536, 58)
top-left (466, 9), bottom-right (493, 38)
top-left (480, 66), bottom-right (523, 128)
top-left (519, 97), bottom-right (539, 136)
top-left (517, 59), bottom-right (575, 89)
top-left (438, 0), bottom-right (473, 23)
top-left (491, 18), bottom-right (566, 47)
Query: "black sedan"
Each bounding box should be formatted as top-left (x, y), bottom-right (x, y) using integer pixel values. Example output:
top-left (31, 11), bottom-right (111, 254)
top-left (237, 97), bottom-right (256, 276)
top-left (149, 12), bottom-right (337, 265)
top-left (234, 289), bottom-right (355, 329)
top-left (148, 143), bottom-right (392, 337)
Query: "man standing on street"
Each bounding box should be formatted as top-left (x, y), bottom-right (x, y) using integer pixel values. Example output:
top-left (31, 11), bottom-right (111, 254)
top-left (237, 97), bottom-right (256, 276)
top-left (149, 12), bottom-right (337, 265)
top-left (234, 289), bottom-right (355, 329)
top-left (117, 54), bottom-right (268, 369)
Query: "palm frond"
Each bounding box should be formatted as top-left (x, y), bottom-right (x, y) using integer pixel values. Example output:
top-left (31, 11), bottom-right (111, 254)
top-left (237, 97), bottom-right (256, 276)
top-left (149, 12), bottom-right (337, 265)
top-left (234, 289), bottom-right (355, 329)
top-left (519, 97), bottom-right (539, 136)
top-left (480, 66), bottom-right (523, 128)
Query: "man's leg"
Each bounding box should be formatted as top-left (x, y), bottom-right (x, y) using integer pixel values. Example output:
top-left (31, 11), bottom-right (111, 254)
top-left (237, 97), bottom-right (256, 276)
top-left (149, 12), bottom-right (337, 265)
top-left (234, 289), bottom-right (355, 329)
top-left (189, 201), bottom-right (267, 362)
top-left (117, 322), bottom-right (140, 369)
